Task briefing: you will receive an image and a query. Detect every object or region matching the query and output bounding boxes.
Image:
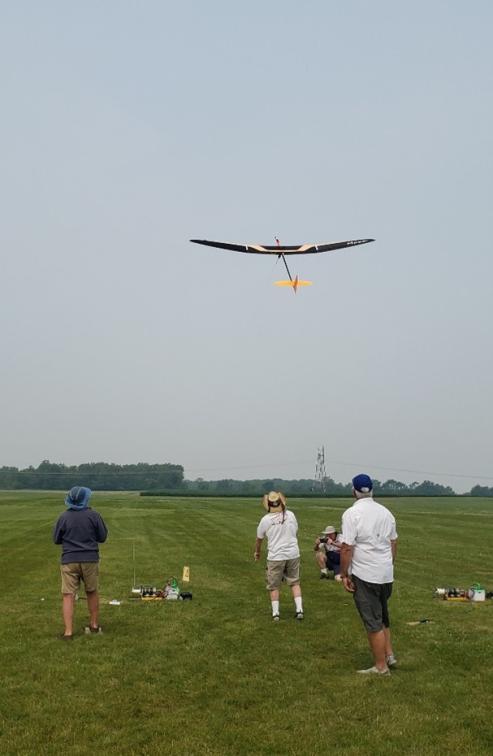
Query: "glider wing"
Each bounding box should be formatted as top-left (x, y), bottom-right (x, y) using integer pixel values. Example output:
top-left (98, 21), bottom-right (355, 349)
top-left (190, 238), bottom-right (374, 255)
top-left (294, 239), bottom-right (375, 254)
top-left (190, 239), bottom-right (254, 252)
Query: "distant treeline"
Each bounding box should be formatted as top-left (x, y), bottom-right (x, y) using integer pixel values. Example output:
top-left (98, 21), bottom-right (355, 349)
top-left (177, 476), bottom-right (458, 497)
top-left (469, 485), bottom-right (493, 496)
top-left (0, 461), bottom-right (491, 496)
top-left (0, 460), bottom-right (183, 491)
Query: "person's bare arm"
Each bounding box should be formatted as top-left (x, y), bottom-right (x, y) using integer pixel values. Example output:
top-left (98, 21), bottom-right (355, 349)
top-left (391, 538), bottom-right (397, 563)
top-left (254, 537), bottom-right (263, 561)
top-left (340, 543), bottom-right (355, 592)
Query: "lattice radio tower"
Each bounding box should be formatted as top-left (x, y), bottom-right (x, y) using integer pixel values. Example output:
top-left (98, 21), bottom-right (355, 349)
top-left (314, 446), bottom-right (327, 493)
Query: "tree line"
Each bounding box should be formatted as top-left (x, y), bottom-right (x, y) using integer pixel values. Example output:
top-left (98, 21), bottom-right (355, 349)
top-left (179, 476), bottom-right (457, 497)
top-left (0, 461), bottom-right (491, 496)
top-left (0, 460), bottom-right (184, 491)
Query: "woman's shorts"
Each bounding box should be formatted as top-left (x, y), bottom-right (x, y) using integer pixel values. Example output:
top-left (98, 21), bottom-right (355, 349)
top-left (266, 558), bottom-right (300, 590)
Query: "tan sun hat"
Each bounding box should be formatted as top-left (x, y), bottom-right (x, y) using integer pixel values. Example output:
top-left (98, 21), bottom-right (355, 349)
top-left (263, 491), bottom-right (286, 512)
top-left (323, 526), bottom-right (336, 535)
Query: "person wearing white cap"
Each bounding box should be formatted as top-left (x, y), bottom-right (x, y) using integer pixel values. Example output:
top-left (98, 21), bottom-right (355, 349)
top-left (254, 492), bottom-right (304, 621)
top-left (340, 474), bottom-right (398, 675)
top-left (314, 525), bottom-right (343, 580)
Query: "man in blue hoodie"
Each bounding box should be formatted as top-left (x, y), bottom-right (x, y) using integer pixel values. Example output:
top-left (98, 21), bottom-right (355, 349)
top-left (53, 486), bottom-right (108, 639)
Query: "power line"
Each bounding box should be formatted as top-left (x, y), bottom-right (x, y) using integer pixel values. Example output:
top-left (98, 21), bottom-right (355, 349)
top-left (186, 458), bottom-right (493, 482)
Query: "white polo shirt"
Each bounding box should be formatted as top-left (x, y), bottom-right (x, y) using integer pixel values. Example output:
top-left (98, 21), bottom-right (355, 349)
top-left (341, 497), bottom-right (397, 584)
top-left (257, 509), bottom-right (300, 561)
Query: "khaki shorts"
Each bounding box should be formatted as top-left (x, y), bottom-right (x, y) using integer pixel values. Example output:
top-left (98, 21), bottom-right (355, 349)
top-left (266, 558), bottom-right (301, 591)
top-left (60, 562), bottom-right (99, 594)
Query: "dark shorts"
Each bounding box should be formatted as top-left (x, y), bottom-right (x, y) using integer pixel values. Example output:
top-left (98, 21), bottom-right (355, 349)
top-left (325, 551), bottom-right (341, 575)
top-left (352, 574), bottom-right (392, 633)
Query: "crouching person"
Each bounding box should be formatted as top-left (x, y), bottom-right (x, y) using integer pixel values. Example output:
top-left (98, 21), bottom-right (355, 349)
top-left (314, 525), bottom-right (342, 581)
top-left (53, 486), bottom-right (108, 639)
top-left (254, 491), bottom-right (304, 621)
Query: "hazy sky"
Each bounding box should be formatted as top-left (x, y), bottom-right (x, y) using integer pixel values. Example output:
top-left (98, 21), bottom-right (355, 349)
top-left (1, 1), bottom-right (492, 492)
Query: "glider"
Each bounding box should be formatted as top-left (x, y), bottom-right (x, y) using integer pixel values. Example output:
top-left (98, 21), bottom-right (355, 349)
top-left (190, 236), bottom-right (374, 293)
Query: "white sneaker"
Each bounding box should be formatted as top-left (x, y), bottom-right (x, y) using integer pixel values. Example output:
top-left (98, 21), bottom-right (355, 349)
top-left (334, 574), bottom-right (343, 582)
top-left (386, 654), bottom-right (397, 667)
top-left (357, 666), bottom-right (390, 675)
top-left (272, 614), bottom-right (280, 622)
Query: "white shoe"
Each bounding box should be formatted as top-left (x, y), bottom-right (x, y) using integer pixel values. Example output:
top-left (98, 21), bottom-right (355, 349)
top-left (357, 666), bottom-right (390, 675)
top-left (334, 574), bottom-right (343, 582)
top-left (386, 654), bottom-right (397, 667)
top-left (272, 614), bottom-right (280, 622)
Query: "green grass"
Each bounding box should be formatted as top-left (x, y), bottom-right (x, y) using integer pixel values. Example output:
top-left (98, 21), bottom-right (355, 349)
top-left (1, 492), bottom-right (493, 755)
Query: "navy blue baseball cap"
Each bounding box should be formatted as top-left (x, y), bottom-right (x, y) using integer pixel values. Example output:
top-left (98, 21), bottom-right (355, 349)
top-left (65, 486), bottom-right (92, 510)
top-left (352, 474), bottom-right (373, 493)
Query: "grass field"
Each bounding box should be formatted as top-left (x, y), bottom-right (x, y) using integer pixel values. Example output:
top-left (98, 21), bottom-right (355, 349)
top-left (1, 491), bottom-right (493, 755)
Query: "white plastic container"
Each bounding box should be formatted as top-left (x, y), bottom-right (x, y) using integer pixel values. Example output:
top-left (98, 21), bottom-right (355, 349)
top-left (472, 588), bottom-right (486, 602)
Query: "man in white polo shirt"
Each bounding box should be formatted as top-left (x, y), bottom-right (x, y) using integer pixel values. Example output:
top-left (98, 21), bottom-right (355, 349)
top-left (340, 474), bottom-right (398, 675)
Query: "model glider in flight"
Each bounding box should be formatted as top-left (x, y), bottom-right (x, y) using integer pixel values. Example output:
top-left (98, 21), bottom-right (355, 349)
top-left (190, 236), bottom-right (374, 293)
